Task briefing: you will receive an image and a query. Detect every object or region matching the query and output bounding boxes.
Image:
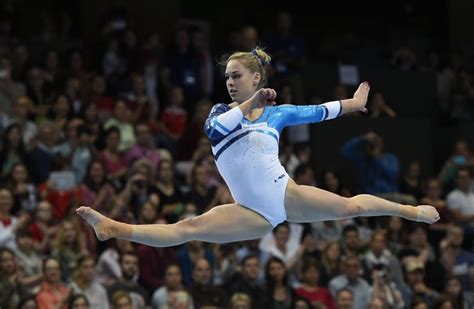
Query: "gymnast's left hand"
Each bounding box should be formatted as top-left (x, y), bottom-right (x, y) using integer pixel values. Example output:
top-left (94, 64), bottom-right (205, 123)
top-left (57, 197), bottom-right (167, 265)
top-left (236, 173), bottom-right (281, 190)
top-left (250, 88), bottom-right (277, 109)
top-left (352, 81), bottom-right (371, 113)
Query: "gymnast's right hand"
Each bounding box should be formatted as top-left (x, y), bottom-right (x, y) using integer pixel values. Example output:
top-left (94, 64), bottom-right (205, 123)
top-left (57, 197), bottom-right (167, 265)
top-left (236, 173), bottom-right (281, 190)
top-left (250, 88), bottom-right (277, 108)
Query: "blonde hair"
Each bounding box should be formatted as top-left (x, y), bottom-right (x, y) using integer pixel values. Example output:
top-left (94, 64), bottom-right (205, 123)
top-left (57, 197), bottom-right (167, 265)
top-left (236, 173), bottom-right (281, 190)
top-left (231, 292), bottom-right (252, 305)
top-left (222, 47), bottom-right (271, 89)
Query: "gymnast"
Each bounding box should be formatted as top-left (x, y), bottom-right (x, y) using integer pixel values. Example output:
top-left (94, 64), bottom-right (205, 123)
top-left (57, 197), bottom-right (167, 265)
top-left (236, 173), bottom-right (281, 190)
top-left (77, 47), bottom-right (440, 246)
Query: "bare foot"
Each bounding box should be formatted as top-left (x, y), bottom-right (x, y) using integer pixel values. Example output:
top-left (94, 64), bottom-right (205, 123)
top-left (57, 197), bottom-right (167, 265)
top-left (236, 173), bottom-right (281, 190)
top-left (415, 205), bottom-right (440, 224)
top-left (76, 206), bottom-right (113, 241)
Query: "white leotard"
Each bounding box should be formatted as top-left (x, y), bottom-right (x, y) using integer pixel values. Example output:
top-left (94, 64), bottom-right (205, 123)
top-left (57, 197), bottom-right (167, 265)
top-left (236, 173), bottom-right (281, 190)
top-left (204, 101), bottom-right (342, 226)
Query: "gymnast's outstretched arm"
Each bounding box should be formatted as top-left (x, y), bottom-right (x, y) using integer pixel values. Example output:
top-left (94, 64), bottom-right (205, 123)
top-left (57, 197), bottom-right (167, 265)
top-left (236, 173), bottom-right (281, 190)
top-left (274, 82), bottom-right (370, 129)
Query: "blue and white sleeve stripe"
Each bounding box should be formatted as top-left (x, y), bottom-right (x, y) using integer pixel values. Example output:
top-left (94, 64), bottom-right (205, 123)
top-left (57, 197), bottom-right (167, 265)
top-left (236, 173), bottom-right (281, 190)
top-left (320, 100), bottom-right (342, 120)
top-left (204, 104), bottom-right (243, 141)
top-left (213, 107), bottom-right (243, 133)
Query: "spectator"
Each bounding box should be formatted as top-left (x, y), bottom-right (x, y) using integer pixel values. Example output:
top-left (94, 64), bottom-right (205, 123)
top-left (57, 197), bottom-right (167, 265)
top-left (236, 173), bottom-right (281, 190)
top-left (96, 238), bottom-right (134, 287)
top-left (151, 264), bottom-right (191, 309)
top-left (405, 224), bottom-right (436, 264)
top-left (27, 121), bottom-right (59, 185)
top-left (329, 255), bottom-right (370, 309)
top-left (136, 242), bottom-right (177, 293)
top-left (52, 219), bottom-right (88, 283)
top-left (28, 200), bottom-right (56, 254)
top-left (319, 241), bottom-right (342, 286)
top-left (110, 291), bottom-right (133, 309)
top-left (6, 162), bottom-right (38, 214)
top-left (400, 160), bottom-right (423, 202)
top-left (209, 242), bottom-right (239, 286)
top-left (0, 187), bottom-right (29, 249)
top-left (446, 167), bottom-right (474, 232)
top-left (49, 94), bottom-right (72, 135)
top-left (263, 256), bottom-right (295, 308)
top-left (186, 163), bottom-right (219, 214)
top-left (420, 178), bottom-right (449, 229)
top-left (79, 103), bottom-right (103, 147)
top-left (438, 139), bottom-right (474, 192)
top-left (70, 255), bottom-right (109, 308)
top-left (368, 263), bottom-right (405, 308)
top-left (88, 74), bottom-right (114, 121)
top-left (107, 251), bottom-right (149, 308)
top-left (158, 86), bottom-right (188, 145)
top-left (235, 238), bottom-right (270, 273)
top-left (341, 131), bottom-right (403, 197)
top-left (77, 160), bottom-right (116, 215)
top-left (63, 122), bottom-right (94, 183)
top-left (68, 294), bottom-right (90, 309)
top-left (431, 294), bottom-right (456, 309)
top-left (439, 224), bottom-right (474, 290)
top-left (0, 248), bottom-right (22, 308)
top-left (260, 222), bottom-right (308, 274)
top-left (367, 296), bottom-right (387, 309)
top-left (334, 288), bottom-right (353, 309)
top-left (0, 57), bottom-right (26, 115)
top-left (122, 73), bottom-right (154, 123)
top-left (124, 123), bottom-right (161, 170)
top-left (362, 231), bottom-right (404, 287)
top-left (13, 229), bottom-right (42, 290)
top-left (385, 216), bottom-right (404, 255)
top-left (189, 258), bottom-right (229, 308)
top-left (42, 49), bottom-right (64, 93)
top-left (310, 221), bottom-right (344, 252)
top-left (104, 100), bottom-right (136, 152)
top-left (99, 126), bottom-right (127, 185)
top-left (150, 159), bottom-right (185, 223)
top-left (230, 292), bottom-right (252, 309)
top-left (319, 169), bottom-right (351, 198)
top-left (341, 225), bottom-right (364, 258)
top-left (25, 67), bottom-right (52, 119)
top-left (295, 258), bottom-right (334, 308)
top-left (177, 240), bottom-right (215, 287)
top-left (227, 255), bottom-right (264, 309)
top-left (174, 98), bottom-right (212, 161)
top-left (6, 96), bottom-right (37, 146)
top-left (0, 123), bottom-right (27, 178)
top-left (162, 28), bottom-right (202, 107)
top-left (444, 275), bottom-right (473, 309)
top-left (403, 258), bottom-right (439, 307)
top-left (293, 164), bottom-right (316, 186)
top-left (36, 256), bottom-right (71, 309)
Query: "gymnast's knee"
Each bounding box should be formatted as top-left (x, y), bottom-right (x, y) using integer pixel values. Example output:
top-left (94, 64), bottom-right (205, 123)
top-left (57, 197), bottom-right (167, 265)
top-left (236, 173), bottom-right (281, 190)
top-left (175, 217), bottom-right (197, 241)
top-left (344, 196), bottom-right (367, 216)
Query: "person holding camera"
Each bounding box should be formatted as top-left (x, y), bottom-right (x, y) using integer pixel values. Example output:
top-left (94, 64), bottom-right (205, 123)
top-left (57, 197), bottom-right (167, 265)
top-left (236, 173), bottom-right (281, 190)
top-left (341, 131), bottom-right (400, 196)
top-left (369, 264), bottom-right (405, 308)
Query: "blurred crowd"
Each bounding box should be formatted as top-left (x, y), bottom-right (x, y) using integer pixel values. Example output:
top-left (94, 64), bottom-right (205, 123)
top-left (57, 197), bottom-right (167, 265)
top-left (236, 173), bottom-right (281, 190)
top-left (0, 2), bottom-right (474, 309)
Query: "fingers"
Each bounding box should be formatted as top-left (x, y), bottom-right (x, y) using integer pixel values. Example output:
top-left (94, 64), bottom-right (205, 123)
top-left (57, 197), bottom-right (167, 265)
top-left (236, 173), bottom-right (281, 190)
top-left (263, 88), bottom-right (277, 105)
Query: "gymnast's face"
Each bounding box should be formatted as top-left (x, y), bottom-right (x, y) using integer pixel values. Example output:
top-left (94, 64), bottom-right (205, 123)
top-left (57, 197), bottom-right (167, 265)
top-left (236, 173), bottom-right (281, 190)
top-left (225, 59), bottom-right (260, 103)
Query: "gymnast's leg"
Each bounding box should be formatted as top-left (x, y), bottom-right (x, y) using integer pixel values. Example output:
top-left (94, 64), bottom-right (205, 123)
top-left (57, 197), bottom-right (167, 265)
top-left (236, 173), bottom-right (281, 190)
top-left (284, 179), bottom-right (440, 223)
top-left (76, 204), bottom-right (273, 247)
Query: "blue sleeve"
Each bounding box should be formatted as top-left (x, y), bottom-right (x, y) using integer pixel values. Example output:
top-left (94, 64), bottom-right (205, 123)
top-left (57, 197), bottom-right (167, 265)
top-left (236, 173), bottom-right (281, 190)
top-left (341, 137), bottom-right (365, 162)
top-left (204, 103), bottom-right (243, 143)
top-left (273, 104), bottom-right (326, 132)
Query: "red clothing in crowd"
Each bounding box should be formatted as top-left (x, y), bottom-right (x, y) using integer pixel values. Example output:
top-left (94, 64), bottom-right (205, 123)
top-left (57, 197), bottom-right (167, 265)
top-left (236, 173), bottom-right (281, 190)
top-left (160, 106), bottom-right (188, 138)
top-left (295, 286), bottom-right (335, 309)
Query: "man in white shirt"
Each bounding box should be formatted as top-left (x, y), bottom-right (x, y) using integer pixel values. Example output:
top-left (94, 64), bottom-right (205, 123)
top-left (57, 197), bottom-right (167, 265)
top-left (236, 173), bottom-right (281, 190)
top-left (447, 167), bottom-right (474, 227)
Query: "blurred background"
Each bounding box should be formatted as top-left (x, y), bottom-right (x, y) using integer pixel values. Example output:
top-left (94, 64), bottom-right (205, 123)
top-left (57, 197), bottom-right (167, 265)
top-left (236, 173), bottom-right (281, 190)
top-left (0, 0), bottom-right (473, 308)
